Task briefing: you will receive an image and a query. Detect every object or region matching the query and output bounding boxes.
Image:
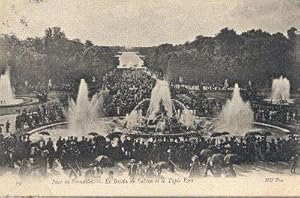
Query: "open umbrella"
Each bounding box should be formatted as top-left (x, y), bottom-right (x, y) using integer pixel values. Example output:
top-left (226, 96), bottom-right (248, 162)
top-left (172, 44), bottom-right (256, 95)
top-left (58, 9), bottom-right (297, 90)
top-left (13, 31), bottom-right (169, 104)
top-left (211, 132), bottom-right (230, 137)
top-left (128, 159), bottom-right (136, 163)
top-left (93, 135), bottom-right (106, 144)
top-left (39, 131), bottom-right (50, 136)
top-left (88, 132), bottom-right (99, 136)
top-left (246, 131), bottom-right (272, 137)
top-left (106, 131), bottom-right (123, 139)
top-left (245, 131), bottom-right (262, 136)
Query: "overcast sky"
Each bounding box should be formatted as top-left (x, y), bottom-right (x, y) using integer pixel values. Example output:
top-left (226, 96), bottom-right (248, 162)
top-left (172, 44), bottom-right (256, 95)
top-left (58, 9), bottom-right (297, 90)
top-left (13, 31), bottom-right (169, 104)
top-left (0, 0), bottom-right (299, 47)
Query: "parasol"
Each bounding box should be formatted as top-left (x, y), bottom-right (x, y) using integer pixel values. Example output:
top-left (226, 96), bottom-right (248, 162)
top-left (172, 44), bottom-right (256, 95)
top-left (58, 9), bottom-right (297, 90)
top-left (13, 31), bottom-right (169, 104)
top-left (246, 131), bottom-right (272, 137)
top-left (210, 132), bottom-right (230, 137)
top-left (88, 132), bottom-right (99, 136)
top-left (245, 131), bottom-right (262, 136)
top-left (106, 131), bottom-right (123, 139)
top-left (39, 131), bottom-right (50, 136)
top-left (93, 135), bottom-right (106, 144)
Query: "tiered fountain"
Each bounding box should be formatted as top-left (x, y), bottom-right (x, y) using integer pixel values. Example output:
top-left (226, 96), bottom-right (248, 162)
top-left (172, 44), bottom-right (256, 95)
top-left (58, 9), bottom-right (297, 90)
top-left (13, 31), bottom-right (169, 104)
top-left (270, 76), bottom-right (293, 104)
top-left (125, 79), bottom-right (196, 134)
top-left (0, 68), bottom-right (24, 107)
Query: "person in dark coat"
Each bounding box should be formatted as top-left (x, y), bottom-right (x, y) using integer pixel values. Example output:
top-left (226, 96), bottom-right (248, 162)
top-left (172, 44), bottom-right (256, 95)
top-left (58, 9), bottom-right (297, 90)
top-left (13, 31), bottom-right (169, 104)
top-left (0, 132), bottom-right (3, 142)
top-left (127, 159), bottom-right (138, 178)
top-left (55, 136), bottom-right (63, 159)
top-left (39, 150), bottom-right (49, 177)
top-left (145, 161), bottom-right (156, 178)
top-left (189, 155), bottom-right (201, 178)
top-left (19, 159), bottom-right (32, 180)
top-left (6, 120), bottom-right (10, 133)
top-left (68, 144), bottom-right (82, 179)
top-left (290, 154), bottom-right (298, 174)
top-left (47, 145), bottom-right (55, 169)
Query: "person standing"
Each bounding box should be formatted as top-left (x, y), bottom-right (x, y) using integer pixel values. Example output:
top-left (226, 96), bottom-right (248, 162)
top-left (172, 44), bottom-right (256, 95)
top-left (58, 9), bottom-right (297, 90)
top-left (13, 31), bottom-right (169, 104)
top-left (145, 161), bottom-right (156, 178)
top-left (68, 144), bottom-right (82, 179)
top-left (0, 130), bottom-right (3, 141)
top-left (47, 144), bottom-right (55, 169)
top-left (19, 159), bottom-right (32, 180)
top-left (6, 120), bottom-right (10, 133)
top-left (39, 150), bottom-right (49, 177)
top-left (127, 159), bottom-right (137, 179)
top-left (290, 154), bottom-right (298, 174)
top-left (189, 156), bottom-right (201, 178)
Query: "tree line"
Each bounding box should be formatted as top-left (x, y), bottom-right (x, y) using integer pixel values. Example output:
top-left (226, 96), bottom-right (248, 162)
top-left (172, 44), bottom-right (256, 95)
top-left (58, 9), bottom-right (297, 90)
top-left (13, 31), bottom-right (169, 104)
top-left (0, 27), bottom-right (122, 89)
top-left (137, 27), bottom-right (298, 90)
top-left (0, 27), bottom-right (298, 91)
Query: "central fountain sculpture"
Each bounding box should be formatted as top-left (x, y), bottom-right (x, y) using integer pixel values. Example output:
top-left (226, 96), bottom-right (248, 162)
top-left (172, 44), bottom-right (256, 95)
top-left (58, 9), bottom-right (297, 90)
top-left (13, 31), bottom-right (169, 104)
top-left (67, 79), bottom-right (109, 135)
top-left (216, 83), bottom-right (254, 135)
top-left (0, 68), bottom-right (23, 106)
top-left (147, 79), bottom-right (174, 120)
top-left (270, 76), bottom-right (291, 103)
top-left (125, 79), bottom-right (196, 133)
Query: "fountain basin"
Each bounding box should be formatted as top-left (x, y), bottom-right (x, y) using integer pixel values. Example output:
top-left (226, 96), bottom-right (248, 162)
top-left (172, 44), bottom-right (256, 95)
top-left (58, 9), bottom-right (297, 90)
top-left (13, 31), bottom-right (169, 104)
top-left (0, 96), bottom-right (39, 108)
top-left (27, 117), bottom-right (291, 143)
top-left (263, 98), bottom-right (294, 105)
top-left (0, 98), bottom-right (25, 107)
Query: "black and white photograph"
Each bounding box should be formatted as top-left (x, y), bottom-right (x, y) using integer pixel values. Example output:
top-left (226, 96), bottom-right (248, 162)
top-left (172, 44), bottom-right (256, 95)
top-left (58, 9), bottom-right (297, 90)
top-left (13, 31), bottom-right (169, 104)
top-left (0, 0), bottom-right (299, 196)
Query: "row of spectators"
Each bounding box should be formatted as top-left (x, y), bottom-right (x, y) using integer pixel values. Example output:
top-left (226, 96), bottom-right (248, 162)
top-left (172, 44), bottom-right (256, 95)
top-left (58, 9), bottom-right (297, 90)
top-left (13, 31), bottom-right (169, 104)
top-left (14, 81), bottom-right (48, 95)
top-left (252, 104), bottom-right (298, 124)
top-left (102, 69), bottom-right (155, 116)
top-left (0, 130), bottom-right (297, 177)
top-left (15, 103), bottom-right (64, 133)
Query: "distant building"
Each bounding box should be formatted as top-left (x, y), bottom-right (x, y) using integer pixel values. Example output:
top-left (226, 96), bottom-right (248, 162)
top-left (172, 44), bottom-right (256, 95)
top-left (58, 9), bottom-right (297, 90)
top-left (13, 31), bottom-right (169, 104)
top-left (115, 52), bottom-right (146, 69)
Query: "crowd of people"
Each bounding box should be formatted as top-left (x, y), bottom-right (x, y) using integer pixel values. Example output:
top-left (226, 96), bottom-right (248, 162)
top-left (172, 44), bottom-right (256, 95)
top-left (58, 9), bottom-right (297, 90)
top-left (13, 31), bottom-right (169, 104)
top-left (96, 69), bottom-right (220, 118)
top-left (176, 95), bottom-right (222, 117)
top-left (14, 103), bottom-right (64, 133)
top-left (12, 69), bottom-right (298, 125)
top-left (0, 69), bottom-right (298, 181)
top-left (0, 129), bottom-right (297, 180)
top-left (252, 103), bottom-right (298, 124)
top-left (102, 69), bottom-right (155, 116)
top-left (14, 81), bottom-right (48, 95)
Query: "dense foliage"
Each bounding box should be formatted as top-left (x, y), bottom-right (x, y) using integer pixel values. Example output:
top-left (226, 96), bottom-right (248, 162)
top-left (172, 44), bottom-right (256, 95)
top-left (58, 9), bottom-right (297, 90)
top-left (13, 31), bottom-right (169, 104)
top-left (0, 27), bottom-right (122, 88)
top-left (138, 28), bottom-right (298, 89)
top-left (0, 27), bottom-right (298, 90)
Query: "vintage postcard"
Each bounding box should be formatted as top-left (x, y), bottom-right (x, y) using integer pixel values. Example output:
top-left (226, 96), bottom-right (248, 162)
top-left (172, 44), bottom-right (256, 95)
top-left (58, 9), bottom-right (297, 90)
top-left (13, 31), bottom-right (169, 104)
top-left (0, 0), bottom-right (299, 197)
